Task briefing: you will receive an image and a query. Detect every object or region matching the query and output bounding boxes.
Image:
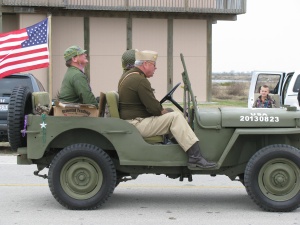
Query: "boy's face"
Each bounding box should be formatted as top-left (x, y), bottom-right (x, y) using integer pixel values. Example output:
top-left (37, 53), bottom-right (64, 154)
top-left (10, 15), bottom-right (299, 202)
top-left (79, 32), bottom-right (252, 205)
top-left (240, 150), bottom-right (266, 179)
top-left (260, 87), bottom-right (269, 97)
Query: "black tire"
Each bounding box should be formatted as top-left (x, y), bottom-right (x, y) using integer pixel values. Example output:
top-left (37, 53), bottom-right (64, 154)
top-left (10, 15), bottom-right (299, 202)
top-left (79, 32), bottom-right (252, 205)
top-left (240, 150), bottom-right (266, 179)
top-left (244, 144), bottom-right (300, 212)
top-left (8, 86), bottom-right (33, 151)
top-left (48, 143), bottom-right (116, 210)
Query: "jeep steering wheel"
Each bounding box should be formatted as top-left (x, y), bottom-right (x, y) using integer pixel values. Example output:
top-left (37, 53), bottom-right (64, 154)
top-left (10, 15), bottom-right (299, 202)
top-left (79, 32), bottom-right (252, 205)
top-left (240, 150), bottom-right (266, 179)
top-left (160, 82), bottom-right (183, 112)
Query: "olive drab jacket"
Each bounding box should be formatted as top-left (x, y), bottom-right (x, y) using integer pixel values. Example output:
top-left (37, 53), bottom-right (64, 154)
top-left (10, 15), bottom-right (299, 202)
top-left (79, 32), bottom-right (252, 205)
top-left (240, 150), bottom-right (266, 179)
top-left (118, 67), bottom-right (163, 120)
top-left (59, 66), bottom-right (98, 107)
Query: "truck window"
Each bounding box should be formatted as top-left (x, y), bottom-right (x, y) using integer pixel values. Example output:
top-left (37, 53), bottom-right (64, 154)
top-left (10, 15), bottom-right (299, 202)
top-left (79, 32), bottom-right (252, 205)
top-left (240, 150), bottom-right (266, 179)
top-left (0, 76), bottom-right (33, 97)
top-left (292, 74), bottom-right (300, 92)
top-left (255, 74), bottom-right (281, 94)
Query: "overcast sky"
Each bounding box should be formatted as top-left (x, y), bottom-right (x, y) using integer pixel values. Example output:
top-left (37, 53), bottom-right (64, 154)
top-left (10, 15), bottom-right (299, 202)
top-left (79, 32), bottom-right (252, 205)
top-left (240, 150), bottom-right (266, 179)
top-left (212, 0), bottom-right (300, 72)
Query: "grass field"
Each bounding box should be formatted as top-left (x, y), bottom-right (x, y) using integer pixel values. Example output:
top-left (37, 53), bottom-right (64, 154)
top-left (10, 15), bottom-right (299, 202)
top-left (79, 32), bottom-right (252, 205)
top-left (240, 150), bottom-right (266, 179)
top-left (210, 80), bottom-right (249, 108)
top-left (163, 98), bottom-right (248, 110)
top-left (163, 81), bottom-right (249, 109)
top-left (202, 98), bottom-right (247, 108)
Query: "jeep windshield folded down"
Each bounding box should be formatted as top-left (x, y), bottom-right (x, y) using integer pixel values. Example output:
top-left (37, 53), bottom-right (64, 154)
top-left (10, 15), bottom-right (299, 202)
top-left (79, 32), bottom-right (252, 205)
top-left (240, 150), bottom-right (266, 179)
top-left (10, 54), bottom-right (300, 212)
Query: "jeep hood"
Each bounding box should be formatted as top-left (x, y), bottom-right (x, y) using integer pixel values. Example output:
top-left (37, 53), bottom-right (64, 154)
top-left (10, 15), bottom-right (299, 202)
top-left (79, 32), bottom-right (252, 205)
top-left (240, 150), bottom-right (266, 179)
top-left (197, 107), bottom-right (300, 128)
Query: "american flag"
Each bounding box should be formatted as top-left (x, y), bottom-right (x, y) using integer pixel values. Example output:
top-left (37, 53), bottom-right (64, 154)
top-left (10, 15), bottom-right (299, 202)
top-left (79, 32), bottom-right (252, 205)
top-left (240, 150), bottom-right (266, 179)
top-left (0, 18), bottom-right (49, 79)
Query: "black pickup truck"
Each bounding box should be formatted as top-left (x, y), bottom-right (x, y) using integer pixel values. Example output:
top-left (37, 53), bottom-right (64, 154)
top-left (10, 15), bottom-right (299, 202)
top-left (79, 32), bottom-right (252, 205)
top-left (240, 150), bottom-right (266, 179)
top-left (0, 73), bottom-right (45, 142)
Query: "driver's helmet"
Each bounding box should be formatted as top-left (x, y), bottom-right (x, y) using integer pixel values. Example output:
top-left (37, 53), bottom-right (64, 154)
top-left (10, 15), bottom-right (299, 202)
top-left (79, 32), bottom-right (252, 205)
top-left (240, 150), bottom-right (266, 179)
top-left (122, 49), bottom-right (136, 72)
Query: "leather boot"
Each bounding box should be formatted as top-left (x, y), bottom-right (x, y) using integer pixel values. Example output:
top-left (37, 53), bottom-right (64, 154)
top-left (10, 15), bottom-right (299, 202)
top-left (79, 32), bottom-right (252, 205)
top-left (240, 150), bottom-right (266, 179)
top-left (187, 142), bottom-right (217, 168)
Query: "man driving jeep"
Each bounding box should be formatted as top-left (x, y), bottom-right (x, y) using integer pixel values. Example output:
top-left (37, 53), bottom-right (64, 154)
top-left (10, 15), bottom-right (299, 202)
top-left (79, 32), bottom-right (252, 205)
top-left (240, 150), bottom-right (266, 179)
top-left (118, 49), bottom-right (216, 168)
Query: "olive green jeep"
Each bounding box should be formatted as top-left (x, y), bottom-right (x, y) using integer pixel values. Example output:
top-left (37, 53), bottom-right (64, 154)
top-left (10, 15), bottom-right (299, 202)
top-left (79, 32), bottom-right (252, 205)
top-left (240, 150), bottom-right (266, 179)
top-left (9, 54), bottom-right (300, 212)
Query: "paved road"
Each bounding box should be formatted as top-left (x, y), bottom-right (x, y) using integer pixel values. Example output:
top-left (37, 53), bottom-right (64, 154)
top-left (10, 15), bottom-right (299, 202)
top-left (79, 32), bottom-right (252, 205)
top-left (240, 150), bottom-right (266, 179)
top-left (0, 155), bottom-right (299, 225)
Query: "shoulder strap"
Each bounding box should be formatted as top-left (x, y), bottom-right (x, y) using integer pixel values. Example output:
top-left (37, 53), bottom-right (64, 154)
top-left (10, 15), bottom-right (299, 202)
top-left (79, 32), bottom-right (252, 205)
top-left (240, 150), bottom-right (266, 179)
top-left (118, 72), bottom-right (139, 89)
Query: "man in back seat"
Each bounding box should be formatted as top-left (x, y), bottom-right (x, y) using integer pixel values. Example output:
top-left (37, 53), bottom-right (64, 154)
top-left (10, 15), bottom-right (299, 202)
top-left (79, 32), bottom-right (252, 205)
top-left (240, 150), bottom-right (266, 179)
top-left (118, 49), bottom-right (216, 169)
top-left (59, 45), bottom-right (98, 107)
top-left (121, 49), bottom-right (136, 73)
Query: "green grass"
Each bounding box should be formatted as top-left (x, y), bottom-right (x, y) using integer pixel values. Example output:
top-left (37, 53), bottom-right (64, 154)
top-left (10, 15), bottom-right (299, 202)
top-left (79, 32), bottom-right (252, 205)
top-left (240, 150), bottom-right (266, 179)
top-left (163, 98), bottom-right (247, 110)
top-left (200, 99), bottom-right (248, 108)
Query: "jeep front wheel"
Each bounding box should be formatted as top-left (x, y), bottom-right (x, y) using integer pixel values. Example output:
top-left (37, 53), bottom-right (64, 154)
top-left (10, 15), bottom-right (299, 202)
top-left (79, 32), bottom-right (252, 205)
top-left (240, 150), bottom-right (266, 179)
top-left (48, 143), bottom-right (116, 210)
top-left (244, 144), bottom-right (300, 212)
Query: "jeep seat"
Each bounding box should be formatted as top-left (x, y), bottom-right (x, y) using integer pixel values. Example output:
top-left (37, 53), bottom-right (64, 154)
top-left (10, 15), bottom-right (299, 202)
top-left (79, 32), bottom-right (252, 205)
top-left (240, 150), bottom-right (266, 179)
top-left (32, 92), bottom-right (51, 115)
top-left (105, 91), bottom-right (164, 144)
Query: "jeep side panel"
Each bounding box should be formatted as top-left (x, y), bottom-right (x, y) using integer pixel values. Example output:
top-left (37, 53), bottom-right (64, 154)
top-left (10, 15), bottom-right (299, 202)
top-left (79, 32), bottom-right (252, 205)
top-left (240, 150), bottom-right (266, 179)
top-left (24, 115), bottom-right (187, 166)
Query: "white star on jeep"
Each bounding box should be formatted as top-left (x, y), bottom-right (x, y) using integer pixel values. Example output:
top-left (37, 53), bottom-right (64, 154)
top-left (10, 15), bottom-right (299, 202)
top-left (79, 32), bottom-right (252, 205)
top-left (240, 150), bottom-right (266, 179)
top-left (40, 122), bottom-right (47, 129)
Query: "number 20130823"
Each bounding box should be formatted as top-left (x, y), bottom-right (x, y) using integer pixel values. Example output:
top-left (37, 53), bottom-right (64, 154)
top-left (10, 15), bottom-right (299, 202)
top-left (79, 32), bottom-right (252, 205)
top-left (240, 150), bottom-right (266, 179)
top-left (240, 116), bottom-right (279, 122)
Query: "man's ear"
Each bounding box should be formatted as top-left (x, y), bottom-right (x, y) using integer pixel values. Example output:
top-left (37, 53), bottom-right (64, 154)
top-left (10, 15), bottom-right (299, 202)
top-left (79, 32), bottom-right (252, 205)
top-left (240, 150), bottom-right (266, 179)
top-left (71, 56), bottom-right (78, 63)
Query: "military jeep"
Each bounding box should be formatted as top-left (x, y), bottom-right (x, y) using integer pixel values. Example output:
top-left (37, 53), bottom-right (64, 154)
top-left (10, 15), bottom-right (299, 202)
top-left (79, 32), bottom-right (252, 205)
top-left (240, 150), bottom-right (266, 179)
top-left (9, 54), bottom-right (300, 212)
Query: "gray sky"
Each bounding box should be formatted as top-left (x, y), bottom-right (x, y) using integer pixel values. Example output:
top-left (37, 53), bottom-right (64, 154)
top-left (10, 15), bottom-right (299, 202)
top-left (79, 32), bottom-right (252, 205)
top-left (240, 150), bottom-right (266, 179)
top-left (212, 0), bottom-right (300, 72)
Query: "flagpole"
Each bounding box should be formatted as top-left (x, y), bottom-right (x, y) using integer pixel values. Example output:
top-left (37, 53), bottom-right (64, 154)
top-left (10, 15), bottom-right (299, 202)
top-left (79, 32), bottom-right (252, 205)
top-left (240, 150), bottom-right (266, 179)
top-left (47, 14), bottom-right (53, 102)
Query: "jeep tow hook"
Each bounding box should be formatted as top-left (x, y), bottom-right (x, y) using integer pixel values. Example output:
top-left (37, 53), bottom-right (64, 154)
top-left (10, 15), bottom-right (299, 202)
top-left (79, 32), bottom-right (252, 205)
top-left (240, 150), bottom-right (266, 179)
top-left (34, 170), bottom-right (48, 179)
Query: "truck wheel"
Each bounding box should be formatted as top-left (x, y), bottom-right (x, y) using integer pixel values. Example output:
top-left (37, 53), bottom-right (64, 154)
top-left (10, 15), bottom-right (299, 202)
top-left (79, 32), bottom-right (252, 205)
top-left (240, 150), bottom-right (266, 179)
top-left (48, 143), bottom-right (116, 210)
top-left (244, 144), bottom-right (300, 212)
top-left (8, 86), bottom-right (32, 151)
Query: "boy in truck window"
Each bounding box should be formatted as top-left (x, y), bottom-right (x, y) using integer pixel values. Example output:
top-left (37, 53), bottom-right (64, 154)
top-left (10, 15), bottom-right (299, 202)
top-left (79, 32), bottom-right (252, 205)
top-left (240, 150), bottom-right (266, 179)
top-left (253, 84), bottom-right (276, 108)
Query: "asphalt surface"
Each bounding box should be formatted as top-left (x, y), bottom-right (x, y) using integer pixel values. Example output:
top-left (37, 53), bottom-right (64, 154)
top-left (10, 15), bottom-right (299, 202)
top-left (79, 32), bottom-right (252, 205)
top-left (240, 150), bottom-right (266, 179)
top-left (0, 155), bottom-right (299, 225)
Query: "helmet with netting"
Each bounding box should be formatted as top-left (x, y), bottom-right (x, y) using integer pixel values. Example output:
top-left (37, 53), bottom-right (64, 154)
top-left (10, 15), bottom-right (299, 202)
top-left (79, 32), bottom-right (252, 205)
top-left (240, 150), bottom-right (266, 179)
top-left (122, 49), bottom-right (136, 71)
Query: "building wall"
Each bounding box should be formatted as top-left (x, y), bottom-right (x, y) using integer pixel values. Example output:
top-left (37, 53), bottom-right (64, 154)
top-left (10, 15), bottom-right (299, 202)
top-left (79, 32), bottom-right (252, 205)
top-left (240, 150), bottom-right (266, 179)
top-left (90, 17), bottom-right (127, 96)
top-left (174, 19), bottom-right (207, 102)
top-left (2, 14), bottom-right (18, 32)
top-left (2, 14), bottom-right (208, 102)
top-left (52, 16), bottom-right (85, 98)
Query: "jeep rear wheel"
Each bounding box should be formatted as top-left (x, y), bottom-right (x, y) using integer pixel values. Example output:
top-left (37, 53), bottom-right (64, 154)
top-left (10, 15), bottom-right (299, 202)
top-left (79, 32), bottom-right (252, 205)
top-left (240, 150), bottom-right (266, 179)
top-left (244, 144), bottom-right (300, 212)
top-left (8, 86), bottom-right (32, 151)
top-left (48, 143), bottom-right (116, 210)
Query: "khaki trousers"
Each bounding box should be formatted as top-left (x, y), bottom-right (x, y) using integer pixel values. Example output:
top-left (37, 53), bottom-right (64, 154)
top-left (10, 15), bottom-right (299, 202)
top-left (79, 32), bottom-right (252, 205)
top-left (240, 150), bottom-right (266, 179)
top-left (127, 111), bottom-right (199, 151)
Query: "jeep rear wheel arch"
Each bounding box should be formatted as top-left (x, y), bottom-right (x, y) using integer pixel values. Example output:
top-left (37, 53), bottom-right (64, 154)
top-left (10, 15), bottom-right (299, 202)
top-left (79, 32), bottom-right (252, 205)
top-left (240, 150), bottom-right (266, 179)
top-left (244, 144), bottom-right (300, 212)
top-left (48, 143), bottom-right (116, 210)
